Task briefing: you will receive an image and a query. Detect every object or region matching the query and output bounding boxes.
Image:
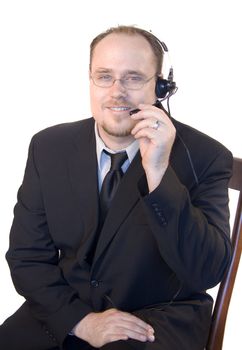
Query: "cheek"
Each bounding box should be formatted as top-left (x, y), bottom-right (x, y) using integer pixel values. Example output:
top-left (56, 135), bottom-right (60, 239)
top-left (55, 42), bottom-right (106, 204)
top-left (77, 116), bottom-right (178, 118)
top-left (146, 83), bottom-right (157, 102)
top-left (136, 84), bottom-right (157, 105)
top-left (89, 86), bottom-right (105, 113)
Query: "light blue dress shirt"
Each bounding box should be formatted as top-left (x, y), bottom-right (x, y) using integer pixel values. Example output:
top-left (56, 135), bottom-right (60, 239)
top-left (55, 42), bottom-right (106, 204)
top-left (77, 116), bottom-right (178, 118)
top-left (94, 123), bottom-right (140, 191)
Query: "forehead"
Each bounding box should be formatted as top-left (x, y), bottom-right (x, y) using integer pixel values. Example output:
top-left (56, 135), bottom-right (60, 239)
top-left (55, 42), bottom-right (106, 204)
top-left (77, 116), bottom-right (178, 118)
top-left (91, 33), bottom-right (156, 73)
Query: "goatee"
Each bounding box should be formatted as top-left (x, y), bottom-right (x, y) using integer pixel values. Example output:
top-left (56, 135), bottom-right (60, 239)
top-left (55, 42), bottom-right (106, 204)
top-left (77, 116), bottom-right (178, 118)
top-left (102, 124), bottom-right (133, 138)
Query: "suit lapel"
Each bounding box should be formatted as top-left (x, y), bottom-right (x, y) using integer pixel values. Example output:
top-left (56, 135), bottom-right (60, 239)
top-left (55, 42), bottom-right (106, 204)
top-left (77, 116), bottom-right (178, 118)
top-left (67, 119), bottom-right (100, 261)
top-left (93, 152), bottom-right (146, 265)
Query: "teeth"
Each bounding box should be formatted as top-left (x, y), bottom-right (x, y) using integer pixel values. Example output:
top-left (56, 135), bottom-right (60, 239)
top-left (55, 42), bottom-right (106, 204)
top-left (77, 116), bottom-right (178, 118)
top-left (110, 107), bottom-right (129, 111)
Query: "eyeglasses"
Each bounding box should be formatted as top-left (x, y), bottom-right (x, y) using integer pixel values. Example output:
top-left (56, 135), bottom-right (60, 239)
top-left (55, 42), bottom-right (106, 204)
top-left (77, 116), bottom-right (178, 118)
top-left (90, 73), bottom-right (156, 90)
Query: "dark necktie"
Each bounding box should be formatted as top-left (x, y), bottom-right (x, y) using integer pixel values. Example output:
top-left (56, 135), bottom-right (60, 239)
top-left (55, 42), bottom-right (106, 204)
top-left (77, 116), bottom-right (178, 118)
top-left (86, 150), bottom-right (128, 265)
top-left (99, 150), bottom-right (128, 222)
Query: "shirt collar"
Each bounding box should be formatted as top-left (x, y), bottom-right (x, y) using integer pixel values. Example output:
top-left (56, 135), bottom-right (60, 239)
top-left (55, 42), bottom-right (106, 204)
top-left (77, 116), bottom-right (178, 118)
top-left (94, 122), bottom-right (139, 171)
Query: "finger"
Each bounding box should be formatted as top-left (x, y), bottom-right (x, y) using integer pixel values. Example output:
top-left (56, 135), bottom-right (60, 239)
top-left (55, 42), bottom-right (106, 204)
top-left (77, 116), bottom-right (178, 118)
top-left (106, 333), bottom-right (129, 343)
top-left (108, 327), bottom-right (155, 342)
top-left (105, 331), bottom-right (154, 345)
top-left (131, 104), bottom-right (170, 122)
top-left (114, 326), bottom-right (155, 343)
top-left (138, 103), bottom-right (160, 112)
top-left (119, 312), bottom-right (155, 333)
top-left (130, 109), bottom-right (159, 121)
top-left (131, 118), bottom-right (164, 135)
top-left (105, 309), bottom-right (155, 336)
top-left (132, 127), bottom-right (161, 141)
top-left (116, 319), bottom-right (152, 335)
top-left (99, 310), bottom-right (155, 345)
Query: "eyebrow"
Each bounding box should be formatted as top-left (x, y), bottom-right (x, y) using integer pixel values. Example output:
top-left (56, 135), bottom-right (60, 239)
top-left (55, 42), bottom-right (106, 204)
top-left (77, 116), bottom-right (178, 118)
top-left (94, 68), bottom-right (112, 73)
top-left (93, 68), bottom-right (145, 76)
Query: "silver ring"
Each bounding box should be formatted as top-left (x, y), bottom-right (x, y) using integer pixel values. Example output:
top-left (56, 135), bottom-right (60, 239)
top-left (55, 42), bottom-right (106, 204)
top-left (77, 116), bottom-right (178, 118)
top-left (152, 120), bottom-right (162, 130)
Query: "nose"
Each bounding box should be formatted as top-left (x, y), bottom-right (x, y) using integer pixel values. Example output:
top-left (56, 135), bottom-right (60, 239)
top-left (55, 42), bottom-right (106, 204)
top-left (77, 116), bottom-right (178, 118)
top-left (109, 79), bottom-right (127, 98)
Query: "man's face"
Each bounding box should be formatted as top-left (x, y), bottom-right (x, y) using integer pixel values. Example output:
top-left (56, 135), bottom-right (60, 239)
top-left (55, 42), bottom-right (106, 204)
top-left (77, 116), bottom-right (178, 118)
top-left (89, 33), bottom-right (157, 143)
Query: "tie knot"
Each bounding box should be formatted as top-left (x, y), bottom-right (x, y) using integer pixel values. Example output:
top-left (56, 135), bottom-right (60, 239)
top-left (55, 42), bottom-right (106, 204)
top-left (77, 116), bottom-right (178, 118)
top-left (104, 150), bottom-right (128, 171)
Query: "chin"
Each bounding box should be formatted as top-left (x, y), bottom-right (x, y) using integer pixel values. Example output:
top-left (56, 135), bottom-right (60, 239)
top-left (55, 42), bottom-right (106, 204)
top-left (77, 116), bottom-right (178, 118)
top-left (100, 119), bottom-right (133, 137)
top-left (102, 124), bottom-right (133, 138)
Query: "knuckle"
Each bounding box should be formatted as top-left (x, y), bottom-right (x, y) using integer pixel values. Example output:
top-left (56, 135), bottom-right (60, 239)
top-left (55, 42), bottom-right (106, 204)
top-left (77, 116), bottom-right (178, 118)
top-left (106, 308), bottom-right (117, 316)
top-left (110, 309), bottom-right (120, 317)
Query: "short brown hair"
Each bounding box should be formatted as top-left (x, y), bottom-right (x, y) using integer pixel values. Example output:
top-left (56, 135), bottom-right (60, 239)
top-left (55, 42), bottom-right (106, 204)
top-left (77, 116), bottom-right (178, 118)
top-left (89, 25), bottom-right (164, 75)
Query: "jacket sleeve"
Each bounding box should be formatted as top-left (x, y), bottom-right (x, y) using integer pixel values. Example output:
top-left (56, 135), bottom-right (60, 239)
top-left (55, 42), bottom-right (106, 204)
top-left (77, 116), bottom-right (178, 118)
top-left (139, 147), bottom-right (233, 293)
top-left (6, 136), bottom-right (93, 346)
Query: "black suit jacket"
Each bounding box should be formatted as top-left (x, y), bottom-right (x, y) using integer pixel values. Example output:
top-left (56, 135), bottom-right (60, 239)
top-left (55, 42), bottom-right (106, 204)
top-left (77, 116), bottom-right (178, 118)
top-left (6, 117), bottom-right (233, 347)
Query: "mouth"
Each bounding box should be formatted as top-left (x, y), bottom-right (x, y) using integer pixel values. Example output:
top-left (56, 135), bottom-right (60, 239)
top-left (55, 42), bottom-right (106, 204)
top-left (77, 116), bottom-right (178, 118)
top-left (108, 106), bottom-right (131, 112)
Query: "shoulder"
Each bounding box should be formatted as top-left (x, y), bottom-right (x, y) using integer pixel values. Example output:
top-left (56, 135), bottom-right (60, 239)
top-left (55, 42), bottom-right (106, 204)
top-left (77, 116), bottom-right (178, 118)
top-left (28, 117), bottom-right (95, 160)
top-left (32, 118), bottom-right (94, 144)
top-left (173, 118), bottom-right (232, 158)
top-left (171, 118), bottom-right (233, 183)
top-left (173, 118), bottom-right (229, 152)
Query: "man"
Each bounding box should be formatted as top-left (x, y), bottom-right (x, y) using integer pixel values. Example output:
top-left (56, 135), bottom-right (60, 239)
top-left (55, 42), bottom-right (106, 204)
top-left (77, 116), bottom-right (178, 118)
top-left (0, 25), bottom-right (233, 350)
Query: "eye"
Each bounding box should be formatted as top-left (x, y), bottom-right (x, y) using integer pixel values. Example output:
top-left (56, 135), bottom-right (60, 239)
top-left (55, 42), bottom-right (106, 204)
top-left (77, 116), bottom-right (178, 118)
top-left (125, 75), bottom-right (143, 82)
top-left (96, 74), bottom-right (113, 81)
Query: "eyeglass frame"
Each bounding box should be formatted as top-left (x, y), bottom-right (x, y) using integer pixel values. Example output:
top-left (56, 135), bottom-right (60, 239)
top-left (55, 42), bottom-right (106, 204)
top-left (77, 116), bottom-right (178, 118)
top-left (90, 73), bottom-right (157, 90)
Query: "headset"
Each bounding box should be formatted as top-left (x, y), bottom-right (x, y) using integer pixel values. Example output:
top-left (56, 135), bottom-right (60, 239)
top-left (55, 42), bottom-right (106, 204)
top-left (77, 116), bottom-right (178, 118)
top-left (129, 31), bottom-right (177, 113)
top-left (144, 33), bottom-right (178, 100)
top-left (132, 28), bottom-right (177, 99)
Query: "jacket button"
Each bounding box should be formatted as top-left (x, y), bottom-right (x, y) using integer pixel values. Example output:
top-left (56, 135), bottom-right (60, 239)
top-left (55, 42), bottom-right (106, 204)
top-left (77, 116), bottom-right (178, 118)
top-left (90, 280), bottom-right (99, 288)
top-left (160, 215), bottom-right (167, 225)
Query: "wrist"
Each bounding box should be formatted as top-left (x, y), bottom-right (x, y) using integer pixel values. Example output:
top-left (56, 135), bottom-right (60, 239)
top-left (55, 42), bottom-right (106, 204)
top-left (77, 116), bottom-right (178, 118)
top-left (74, 312), bottom-right (96, 339)
top-left (145, 163), bottom-right (168, 193)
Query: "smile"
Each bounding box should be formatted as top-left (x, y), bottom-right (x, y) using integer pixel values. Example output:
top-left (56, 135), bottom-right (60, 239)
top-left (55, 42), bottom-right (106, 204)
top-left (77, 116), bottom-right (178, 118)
top-left (109, 107), bottom-right (130, 111)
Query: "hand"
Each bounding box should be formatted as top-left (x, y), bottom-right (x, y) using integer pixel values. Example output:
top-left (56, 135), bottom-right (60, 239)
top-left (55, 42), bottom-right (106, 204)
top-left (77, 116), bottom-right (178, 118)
top-left (131, 103), bottom-right (176, 192)
top-left (73, 308), bottom-right (155, 348)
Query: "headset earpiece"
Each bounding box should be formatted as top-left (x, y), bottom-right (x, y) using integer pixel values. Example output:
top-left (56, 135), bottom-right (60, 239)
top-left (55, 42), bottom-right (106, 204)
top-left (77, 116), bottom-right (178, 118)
top-left (155, 77), bottom-right (170, 98)
top-left (151, 36), bottom-right (177, 99)
top-left (155, 74), bottom-right (177, 99)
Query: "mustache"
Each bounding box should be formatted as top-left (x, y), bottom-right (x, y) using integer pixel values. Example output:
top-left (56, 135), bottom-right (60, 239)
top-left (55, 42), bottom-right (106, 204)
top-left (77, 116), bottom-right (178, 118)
top-left (104, 100), bottom-right (135, 108)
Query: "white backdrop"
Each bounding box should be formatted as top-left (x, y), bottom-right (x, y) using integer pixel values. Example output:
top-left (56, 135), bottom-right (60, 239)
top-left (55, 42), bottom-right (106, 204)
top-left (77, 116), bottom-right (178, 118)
top-left (0, 1), bottom-right (241, 348)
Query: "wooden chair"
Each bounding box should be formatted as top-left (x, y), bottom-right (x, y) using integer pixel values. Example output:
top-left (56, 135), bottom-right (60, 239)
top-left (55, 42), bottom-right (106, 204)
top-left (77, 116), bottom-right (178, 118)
top-left (206, 157), bottom-right (242, 350)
